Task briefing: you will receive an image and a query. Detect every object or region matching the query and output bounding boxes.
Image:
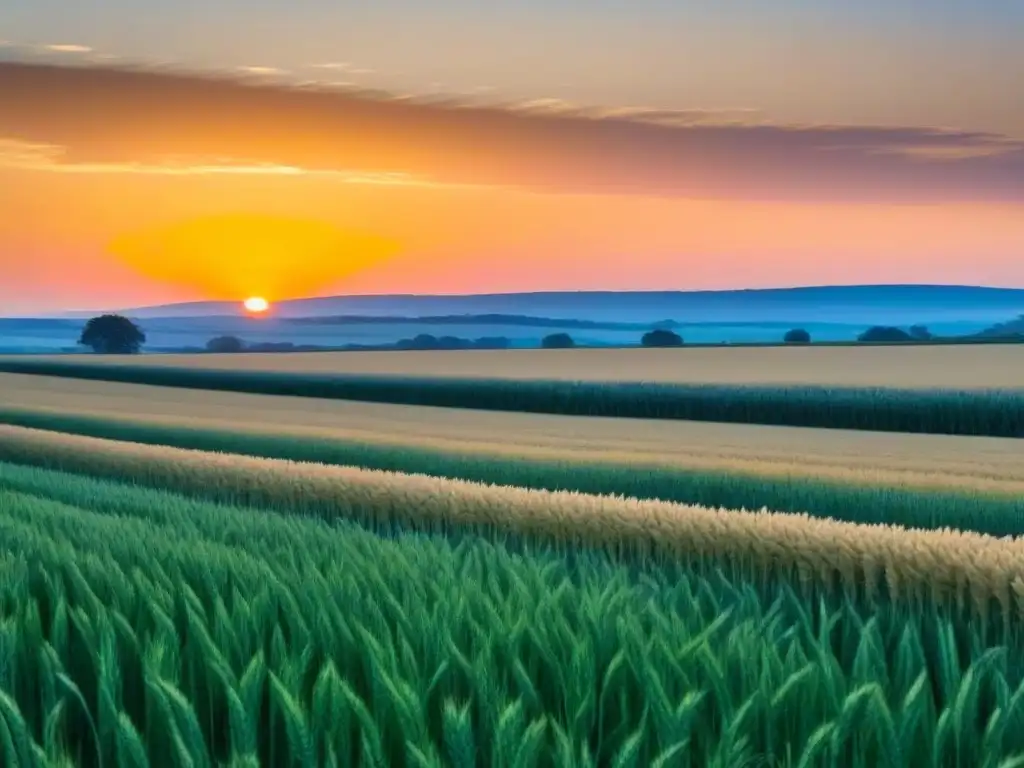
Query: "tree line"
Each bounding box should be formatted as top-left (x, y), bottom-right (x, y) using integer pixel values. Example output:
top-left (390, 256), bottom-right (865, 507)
top-left (73, 314), bottom-right (940, 355)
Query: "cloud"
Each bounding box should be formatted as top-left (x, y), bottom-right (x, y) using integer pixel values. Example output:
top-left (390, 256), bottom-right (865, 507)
top-left (237, 65), bottom-right (287, 76)
top-left (40, 44), bottom-right (93, 54)
top-left (309, 62), bottom-right (355, 71)
top-left (0, 137), bottom-right (449, 186)
top-left (0, 61), bottom-right (1021, 203)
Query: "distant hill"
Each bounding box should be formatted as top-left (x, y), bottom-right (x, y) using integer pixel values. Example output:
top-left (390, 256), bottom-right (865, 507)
top-left (284, 314), bottom-right (660, 331)
top-left (59, 284), bottom-right (1024, 325)
top-left (972, 315), bottom-right (1024, 339)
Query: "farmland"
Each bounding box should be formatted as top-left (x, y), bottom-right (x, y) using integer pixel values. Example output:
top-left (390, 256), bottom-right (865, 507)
top-left (2, 431), bottom-right (1024, 764)
top-left (7, 343), bottom-right (1024, 388)
top-left (0, 373), bottom-right (1021, 491)
top-left (1, 343), bottom-right (1023, 765)
top-left (0, 358), bottom-right (1022, 437)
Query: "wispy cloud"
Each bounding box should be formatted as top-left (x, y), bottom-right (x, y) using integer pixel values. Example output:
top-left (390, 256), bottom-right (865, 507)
top-left (0, 137), bottom-right (450, 186)
top-left (307, 62), bottom-right (372, 75)
top-left (0, 62), bottom-right (1021, 203)
top-left (237, 65), bottom-right (287, 76)
top-left (505, 98), bottom-right (762, 126)
top-left (39, 44), bottom-right (93, 54)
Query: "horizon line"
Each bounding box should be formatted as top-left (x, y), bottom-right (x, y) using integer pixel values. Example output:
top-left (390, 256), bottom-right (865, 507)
top-left (23, 281), bottom-right (1024, 320)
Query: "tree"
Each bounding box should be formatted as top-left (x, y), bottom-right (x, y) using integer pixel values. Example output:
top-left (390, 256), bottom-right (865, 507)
top-left (641, 329), bottom-right (683, 347)
top-left (78, 314), bottom-right (146, 354)
top-left (206, 335), bottom-right (245, 353)
top-left (473, 337), bottom-right (511, 350)
top-left (397, 334), bottom-right (442, 350)
top-left (857, 326), bottom-right (912, 343)
top-left (783, 328), bottom-right (811, 344)
top-left (541, 333), bottom-right (575, 349)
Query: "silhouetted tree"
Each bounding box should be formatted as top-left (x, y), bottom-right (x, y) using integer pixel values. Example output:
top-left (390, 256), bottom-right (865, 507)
top-left (541, 333), bottom-right (575, 349)
top-left (437, 335), bottom-right (471, 350)
top-left (206, 335), bottom-right (245, 353)
top-left (78, 314), bottom-right (145, 354)
top-left (473, 337), bottom-right (511, 350)
top-left (641, 329), bottom-right (684, 347)
top-left (783, 328), bottom-right (811, 344)
top-left (858, 326), bottom-right (913, 342)
top-left (908, 324), bottom-right (933, 340)
top-left (397, 334), bottom-right (442, 350)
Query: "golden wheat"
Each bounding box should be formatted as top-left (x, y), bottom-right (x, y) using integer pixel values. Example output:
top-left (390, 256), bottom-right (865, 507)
top-left (2, 373), bottom-right (1021, 494)
top-left (9, 343), bottom-right (1024, 388)
top-left (1, 423), bottom-right (1022, 616)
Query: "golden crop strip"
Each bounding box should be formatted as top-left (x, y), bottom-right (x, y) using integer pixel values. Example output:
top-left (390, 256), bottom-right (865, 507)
top-left (1, 373), bottom-right (1022, 494)
top-left (2, 423), bottom-right (1022, 617)
top-left (10, 343), bottom-right (1024, 388)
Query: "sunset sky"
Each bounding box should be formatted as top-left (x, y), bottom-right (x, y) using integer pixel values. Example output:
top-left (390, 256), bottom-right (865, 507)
top-left (1, 1), bottom-right (1023, 314)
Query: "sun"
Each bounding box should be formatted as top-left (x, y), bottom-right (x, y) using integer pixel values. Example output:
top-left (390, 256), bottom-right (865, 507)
top-left (243, 296), bottom-right (269, 313)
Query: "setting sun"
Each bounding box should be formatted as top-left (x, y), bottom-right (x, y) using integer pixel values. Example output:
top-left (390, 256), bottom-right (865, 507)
top-left (243, 296), bottom-right (269, 313)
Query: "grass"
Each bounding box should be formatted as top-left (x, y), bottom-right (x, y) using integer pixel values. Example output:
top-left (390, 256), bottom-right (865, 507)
top-left (12, 344), bottom-right (1024, 389)
top-left (4, 462), bottom-right (1024, 765)
top-left (1, 405), bottom-right (1024, 539)
top-left (2, 423), bottom-right (1024, 618)
top-left (0, 360), bottom-right (1021, 436)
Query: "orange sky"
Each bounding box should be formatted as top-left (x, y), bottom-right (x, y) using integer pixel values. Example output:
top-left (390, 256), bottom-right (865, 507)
top-left (4, 161), bottom-right (1024, 314)
top-left (1, 63), bottom-right (1022, 314)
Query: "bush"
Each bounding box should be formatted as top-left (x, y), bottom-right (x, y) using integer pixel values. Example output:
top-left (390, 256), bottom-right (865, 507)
top-left (541, 333), bottom-right (575, 349)
top-left (641, 329), bottom-right (684, 347)
top-left (858, 326), bottom-right (913, 343)
top-left (205, 335), bottom-right (245, 353)
top-left (783, 328), bottom-right (811, 344)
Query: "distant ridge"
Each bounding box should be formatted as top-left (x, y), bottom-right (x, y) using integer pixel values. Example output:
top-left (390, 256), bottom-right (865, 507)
top-left (61, 284), bottom-right (1024, 325)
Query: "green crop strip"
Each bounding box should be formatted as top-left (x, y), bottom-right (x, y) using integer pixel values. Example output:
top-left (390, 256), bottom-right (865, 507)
top-left (0, 406), bottom-right (1020, 538)
top-left (1, 463), bottom-right (1024, 766)
top-left (0, 359), bottom-right (1020, 436)
top-left (1, 423), bottom-right (1023, 620)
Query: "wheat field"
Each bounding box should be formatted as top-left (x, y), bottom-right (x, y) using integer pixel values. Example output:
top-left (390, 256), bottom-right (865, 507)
top-left (6, 460), bottom-right (1024, 765)
top-left (9, 342), bottom-right (1024, 388)
top-left (4, 422), bottom-right (1024, 614)
top-left (2, 372), bottom-right (1021, 495)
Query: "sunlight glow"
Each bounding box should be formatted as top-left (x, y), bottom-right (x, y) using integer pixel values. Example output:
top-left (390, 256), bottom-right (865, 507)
top-left (106, 214), bottom-right (404, 301)
top-left (243, 296), bottom-right (269, 313)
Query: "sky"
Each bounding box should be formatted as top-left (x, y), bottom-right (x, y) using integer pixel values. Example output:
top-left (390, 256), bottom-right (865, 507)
top-left (1, 1), bottom-right (1023, 314)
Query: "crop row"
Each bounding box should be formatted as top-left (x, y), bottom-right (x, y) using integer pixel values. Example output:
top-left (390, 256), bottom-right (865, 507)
top-left (0, 359), bottom-right (1020, 436)
top-left (1, 424), bottom-right (1023, 621)
top-left (0, 406), bottom-right (1021, 537)
top-left (3, 462), bottom-right (1024, 766)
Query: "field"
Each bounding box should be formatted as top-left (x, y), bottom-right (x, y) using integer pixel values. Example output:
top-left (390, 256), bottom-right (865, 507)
top-left (8, 343), bottom-right (1024, 388)
top-left (1, 358), bottom-right (1022, 437)
top-left (1, 374), bottom-right (1021, 490)
top-left (1, 345), bottom-right (1023, 765)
